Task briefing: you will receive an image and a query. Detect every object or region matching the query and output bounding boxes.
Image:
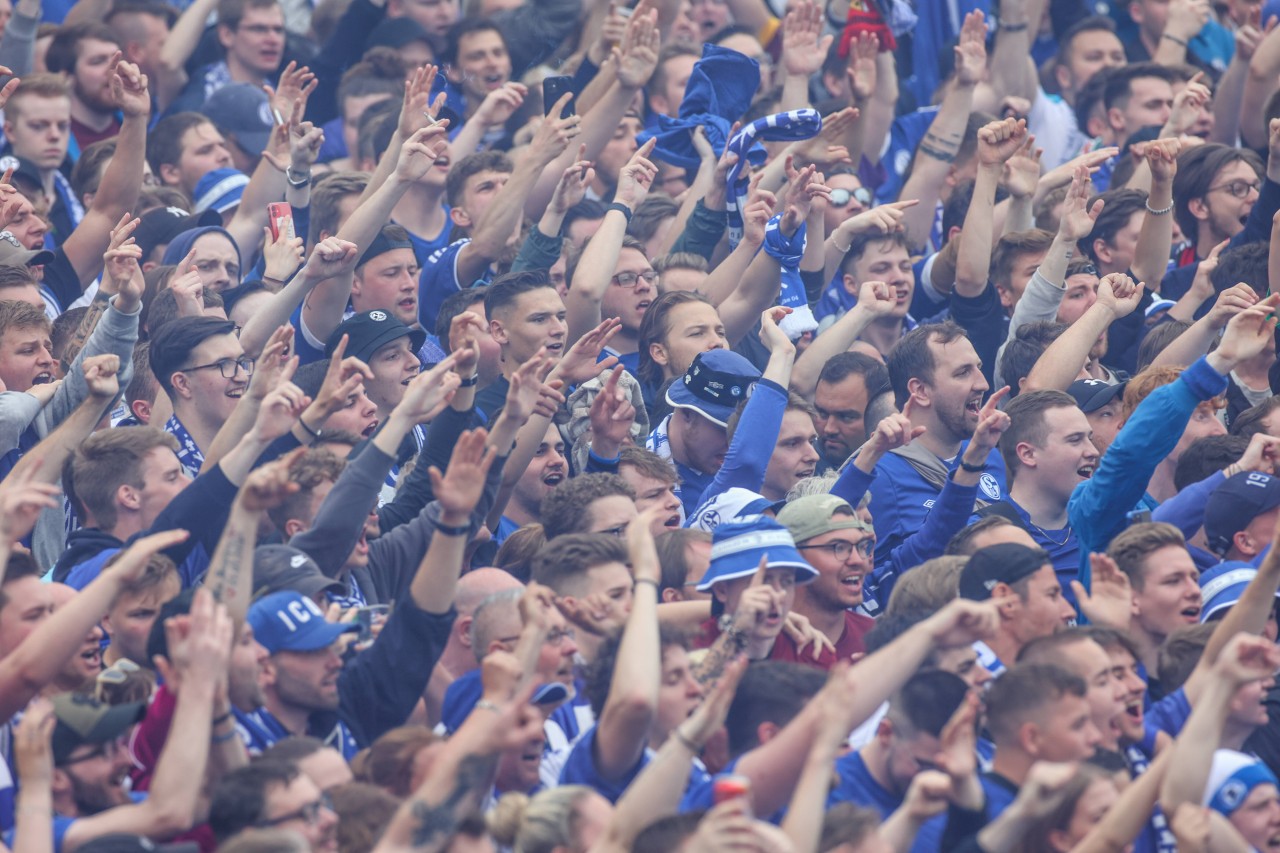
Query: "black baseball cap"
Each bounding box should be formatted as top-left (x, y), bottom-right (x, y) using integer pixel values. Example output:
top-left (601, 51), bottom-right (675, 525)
top-left (1204, 471), bottom-right (1280, 556)
top-left (1068, 378), bottom-right (1126, 414)
top-left (959, 543), bottom-right (1053, 601)
top-left (253, 545), bottom-right (346, 599)
top-left (325, 309), bottom-right (426, 363)
top-left (0, 154), bottom-right (43, 192)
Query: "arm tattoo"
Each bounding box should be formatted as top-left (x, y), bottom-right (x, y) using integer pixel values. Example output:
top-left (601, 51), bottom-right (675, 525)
top-left (205, 528), bottom-right (249, 607)
top-left (691, 630), bottom-right (746, 686)
top-left (408, 755), bottom-right (491, 849)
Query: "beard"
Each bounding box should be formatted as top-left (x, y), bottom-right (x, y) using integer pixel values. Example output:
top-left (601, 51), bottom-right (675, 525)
top-left (68, 768), bottom-right (129, 816)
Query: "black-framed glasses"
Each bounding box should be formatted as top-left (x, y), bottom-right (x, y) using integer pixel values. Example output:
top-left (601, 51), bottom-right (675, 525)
top-left (1207, 179), bottom-right (1260, 199)
top-left (257, 792), bottom-right (333, 828)
top-left (611, 270), bottom-right (658, 288)
top-left (829, 187), bottom-right (873, 208)
top-left (797, 538), bottom-right (875, 561)
top-left (178, 355), bottom-right (255, 379)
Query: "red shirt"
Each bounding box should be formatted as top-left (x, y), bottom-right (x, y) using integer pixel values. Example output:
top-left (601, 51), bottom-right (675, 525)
top-left (693, 611), bottom-right (875, 671)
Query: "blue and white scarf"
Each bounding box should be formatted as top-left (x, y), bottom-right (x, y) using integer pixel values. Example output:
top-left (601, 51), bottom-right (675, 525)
top-left (762, 214), bottom-right (816, 339)
top-left (163, 414), bottom-right (204, 477)
top-left (724, 109), bottom-right (823, 248)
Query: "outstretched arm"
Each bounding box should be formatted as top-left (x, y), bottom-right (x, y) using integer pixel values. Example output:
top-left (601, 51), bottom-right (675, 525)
top-left (1024, 273), bottom-right (1144, 391)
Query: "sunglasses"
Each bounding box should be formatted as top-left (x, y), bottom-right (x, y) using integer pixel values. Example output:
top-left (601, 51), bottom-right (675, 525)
top-left (829, 187), bottom-right (873, 209)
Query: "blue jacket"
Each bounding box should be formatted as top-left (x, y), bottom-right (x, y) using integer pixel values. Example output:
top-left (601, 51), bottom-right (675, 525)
top-left (1068, 356), bottom-right (1227, 590)
top-left (694, 378), bottom-right (788, 510)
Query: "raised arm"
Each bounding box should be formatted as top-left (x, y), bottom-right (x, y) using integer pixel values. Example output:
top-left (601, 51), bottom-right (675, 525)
top-left (1152, 283), bottom-right (1257, 370)
top-left (955, 117), bottom-right (1028, 298)
top-left (791, 278), bottom-right (895, 399)
top-left (1130, 139), bottom-right (1178, 289)
top-left (987, 0), bottom-right (1042, 103)
top-left (238, 237), bottom-right (358, 358)
top-left (10, 354), bottom-right (121, 490)
top-left (1024, 273), bottom-right (1144, 391)
top-left (899, 11), bottom-right (985, 250)
top-left (778, 1), bottom-right (829, 112)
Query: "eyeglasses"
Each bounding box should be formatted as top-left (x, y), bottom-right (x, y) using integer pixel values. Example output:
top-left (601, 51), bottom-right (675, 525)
top-left (546, 627), bottom-right (576, 646)
top-left (797, 538), bottom-right (875, 562)
top-left (1207, 179), bottom-right (1260, 199)
top-left (179, 355), bottom-right (255, 379)
top-left (257, 792), bottom-right (333, 828)
top-left (610, 270), bottom-right (658, 288)
top-left (829, 187), bottom-right (873, 209)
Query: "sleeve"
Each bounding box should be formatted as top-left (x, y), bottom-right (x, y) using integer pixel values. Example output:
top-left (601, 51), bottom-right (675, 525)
top-left (879, 472), bottom-right (980, 585)
top-left (940, 802), bottom-right (991, 853)
top-left (0, 392), bottom-right (44, 454)
top-left (140, 463), bottom-right (239, 575)
top-left (1068, 356), bottom-right (1228, 588)
top-left (377, 407), bottom-right (478, 531)
top-left (830, 463), bottom-right (875, 506)
top-left (0, 6), bottom-right (38, 76)
top-left (494, 0), bottom-right (582, 75)
top-left (1151, 469), bottom-right (1225, 540)
top-left (584, 448), bottom-right (620, 474)
top-left (304, 0), bottom-right (386, 125)
top-left (669, 200), bottom-right (727, 258)
top-left (509, 223), bottom-right (564, 274)
top-left (693, 379), bottom-right (787, 507)
top-left (35, 299), bottom-right (139, 435)
top-left (337, 604), bottom-right (456, 746)
top-left (290, 443), bottom-right (394, 578)
top-left (949, 284), bottom-right (1006, 388)
top-left (994, 269), bottom-right (1066, 387)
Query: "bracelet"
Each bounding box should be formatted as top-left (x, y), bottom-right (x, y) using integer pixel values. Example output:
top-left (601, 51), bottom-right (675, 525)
top-left (1161, 33), bottom-right (1188, 46)
top-left (286, 167), bottom-right (312, 187)
top-left (435, 520), bottom-right (471, 536)
top-left (212, 729), bottom-right (239, 745)
top-left (297, 417), bottom-right (323, 443)
top-left (672, 728), bottom-right (701, 753)
top-left (475, 699), bottom-right (502, 713)
top-left (1145, 200), bottom-right (1174, 216)
top-left (606, 202), bottom-right (633, 223)
top-left (1000, 20), bottom-right (1029, 31)
top-left (459, 374), bottom-right (479, 388)
top-left (958, 458), bottom-right (987, 473)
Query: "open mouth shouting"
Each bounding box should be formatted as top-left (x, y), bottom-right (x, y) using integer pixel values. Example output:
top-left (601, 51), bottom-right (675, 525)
top-left (1180, 602), bottom-right (1202, 623)
top-left (1076, 462), bottom-right (1096, 479)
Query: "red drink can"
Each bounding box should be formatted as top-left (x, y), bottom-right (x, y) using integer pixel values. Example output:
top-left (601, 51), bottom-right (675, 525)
top-left (712, 774), bottom-right (751, 804)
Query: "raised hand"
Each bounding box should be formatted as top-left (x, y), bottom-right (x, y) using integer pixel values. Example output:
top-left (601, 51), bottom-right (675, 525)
top-left (13, 695), bottom-right (55, 790)
top-left (925, 598), bottom-right (1002, 648)
top-left (779, 157), bottom-right (831, 235)
top-left (237, 446), bottom-right (305, 512)
top-left (0, 66), bottom-right (20, 112)
top-left (447, 311), bottom-right (485, 379)
top-left (549, 150), bottom-right (595, 215)
top-left (397, 353), bottom-right (462, 423)
top-left (397, 64), bottom-right (443, 138)
top-left (1214, 633), bottom-right (1280, 686)
top-left (1095, 272), bottom-right (1145, 318)
top-left (1168, 803), bottom-right (1212, 853)
top-left (759, 305), bottom-right (795, 355)
top-left (1071, 552), bottom-right (1132, 630)
top-left (865, 410), bottom-right (926, 456)
top-left (732, 556), bottom-right (786, 639)
top-left (588, 365), bottom-right (637, 456)
top-left (302, 236), bottom-right (360, 283)
top-left (82, 353), bottom-right (121, 400)
top-left (245, 325), bottom-right (297, 402)
top-left (304, 335), bottom-right (373, 425)
top-left (781, 0), bottom-right (833, 78)
top-left (953, 10), bottom-right (988, 87)
top-left (252, 380), bottom-right (310, 442)
top-left (1215, 292), bottom-right (1280, 366)
top-left (967, 386), bottom-right (1011, 455)
top-left (1001, 134), bottom-right (1042, 199)
top-left (846, 31), bottom-right (879, 102)
top-left (1134, 136), bottom-right (1181, 184)
top-left (552, 317), bottom-right (622, 384)
top-left (1234, 432), bottom-right (1280, 476)
top-left (615, 137), bottom-right (658, 210)
top-left (791, 107), bottom-right (857, 170)
top-left (109, 53), bottom-right (150, 118)
top-left (393, 123), bottom-right (452, 183)
top-left (474, 82), bottom-right (527, 128)
top-left (528, 97), bottom-right (583, 167)
top-left (262, 226), bottom-right (305, 284)
top-left (429, 427), bottom-right (498, 522)
top-left (103, 214), bottom-right (144, 311)
top-left (615, 7), bottom-right (660, 89)
top-left (741, 175), bottom-right (777, 247)
top-left (677, 655), bottom-right (747, 747)
top-left (841, 200), bottom-right (916, 238)
top-left (783, 610), bottom-right (836, 658)
top-left (0, 460), bottom-right (60, 546)
top-left (266, 61), bottom-right (318, 122)
top-left (1166, 71), bottom-right (1211, 136)
top-left (106, 528), bottom-right (190, 585)
top-left (977, 117), bottom-right (1028, 167)
top-left (505, 350), bottom-right (562, 423)
top-left (1205, 281), bottom-right (1259, 330)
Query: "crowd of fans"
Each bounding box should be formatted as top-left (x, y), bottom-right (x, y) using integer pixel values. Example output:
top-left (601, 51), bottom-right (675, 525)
top-left (9, 0), bottom-right (1280, 850)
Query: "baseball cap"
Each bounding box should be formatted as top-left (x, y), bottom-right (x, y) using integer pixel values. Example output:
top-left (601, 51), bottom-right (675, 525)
top-left (1067, 378), bottom-right (1126, 414)
top-left (247, 590), bottom-right (358, 654)
top-left (75, 835), bottom-right (199, 853)
top-left (0, 154), bottom-right (43, 191)
top-left (1204, 471), bottom-right (1280, 556)
top-left (665, 350), bottom-right (761, 428)
top-left (776, 494), bottom-right (871, 544)
top-left (1199, 561), bottom-right (1280, 622)
top-left (0, 231), bottom-right (53, 267)
top-left (253, 545), bottom-right (346, 600)
top-left (193, 167), bottom-right (250, 214)
top-left (326, 310), bottom-right (427, 363)
top-left (1145, 298), bottom-right (1177, 319)
top-left (134, 206), bottom-right (222, 262)
top-left (202, 82), bottom-right (275, 155)
top-left (958, 542), bottom-right (1052, 601)
top-left (51, 692), bottom-right (146, 766)
top-left (359, 227), bottom-right (415, 268)
top-left (1205, 749), bottom-right (1279, 816)
top-left (686, 487), bottom-right (783, 532)
top-left (696, 516), bottom-right (818, 593)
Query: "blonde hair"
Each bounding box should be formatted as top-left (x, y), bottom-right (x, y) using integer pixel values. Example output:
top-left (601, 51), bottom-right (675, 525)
top-left (488, 787), bottom-right (600, 853)
top-left (887, 555), bottom-right (966, 615)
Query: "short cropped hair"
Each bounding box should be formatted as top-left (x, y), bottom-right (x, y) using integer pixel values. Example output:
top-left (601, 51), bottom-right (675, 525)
top-left (530, 533), bottom-right (630, 596)
top-left (985, 662), bottom-right (1086, 745)
top-left (539, 474), bottom-right (635, 540)
top-left (1106, 522), bottom-right (1186, 591)
top-left (887, 321), bottom-right (969, 409)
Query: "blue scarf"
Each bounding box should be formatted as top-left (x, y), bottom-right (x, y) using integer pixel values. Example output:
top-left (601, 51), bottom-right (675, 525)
top-left (724, 110), bottom-right (823, 247)
top-left (163, 414), bottom-right (204, 477)
top-left (762, 214), bottom-right (816, 338)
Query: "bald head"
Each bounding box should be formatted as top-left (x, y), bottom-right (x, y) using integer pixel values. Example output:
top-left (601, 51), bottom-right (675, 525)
top-left (469, 589), bottom-right (523, 664)
top-left (455, 568), bottom-right (524, 617)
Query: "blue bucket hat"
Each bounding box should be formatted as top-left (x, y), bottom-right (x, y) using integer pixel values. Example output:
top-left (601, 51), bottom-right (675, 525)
top-left (194, 167), bottom-right (250, 214)
top-left (248, 590), bottom-right (358, 654)
top-left (666, 349), bottom-right (761, 428)
top-left (686, 487), bottom-right (783, 533)
top-left (1200, 560), bottom-right (1280, 622)
top-left (696, 516), bottom-right (817, 593)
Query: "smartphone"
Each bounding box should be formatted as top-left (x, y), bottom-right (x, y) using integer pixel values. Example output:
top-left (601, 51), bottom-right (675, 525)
top-left (355, 604), bottom-right (391, 641)
top-left (268, 202), bottom-right (295, 241)
top-left (1126, 509), bottom-right (1152, 527)
top-left (712, 775), bottom-right (751, 805)
top-left (542, 76), bottom-right (576, 119)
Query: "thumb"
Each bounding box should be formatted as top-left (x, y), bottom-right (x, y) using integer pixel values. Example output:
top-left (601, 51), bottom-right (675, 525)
top-left (1070, 580), bottom-right (1088, 603)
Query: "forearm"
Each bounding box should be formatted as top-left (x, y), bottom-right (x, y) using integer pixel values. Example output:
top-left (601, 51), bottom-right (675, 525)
top-left (565, 208), bottom-right (627, 343)
top-left (1243, 42), bottom-right (1280, 147)
top-left (146, 682), bottom-right (215, 833)
top-left (1211, 58), bottom-right (1249, 145)
top-left (10, 393), bottom-right (112, 486)
top-left (1160, 677), bottom-right (1234, 811)
top-left (1023, 308), bottom-right (1113, 391)
top-left (13, 772), bottom-right (52, 853)
top-left (780, 73), bottom-right (811, 113)
top-left (201, 399), bottom-right (261, 474)
top-left (90, 114), bottom-right (146, 220)
top-left (213, 430), bottom-right (272, 486)
top-left (598, 736), bottom-right (698, 853)
top-left (655, 162), bottom-right (714, 258)
top-left (1151, 316), bottom-right (1219, 369)
top-left (700, 237), bottom-right (758, 309)
top-left (988, 3), bottom-right (1038, 102)
top-left (719, 252), bottom-right (782, 345)
top-left (1203, 549), bottom-right (1280, 665)
top-left (158, 0), bottom-right (214, 76)
top-left (1038, 232), bottom-right (1077, 288)
top-left (224, 157), bottom-right (284, 258)
top-left (596, 581), bottom-right (659, 776)
top-left (1003, 195), bottom-right (1034, 234)
top-left (0, 0), bottom-right (38, 77)
top-left (1153, 34), bottom-right (1190, 65)
top-left (201, 503), bottom-right (256, 625)
top-left (954, 165), bottom-right (1000, 297)
top-left (780, 745), bottom-right (841, 853)
top-left (879, 809), bottom-right (933, 853)
top-left (790, 305), bottom-right (873, 397)
top-left (1074, 751), bottom-right (1170, 853)
top-left (1133, 186), bottom-right (1174, 289)
top-left (855, 53), bottom-right (898, 166)
top-left (409, 526), bottom-right (466, 614)
top-left (470, 156), bottom-right (543, 263)
top-left (525, 82), bottom-right (636, 217)
top-left (238, 275), bottom-right (317, 358)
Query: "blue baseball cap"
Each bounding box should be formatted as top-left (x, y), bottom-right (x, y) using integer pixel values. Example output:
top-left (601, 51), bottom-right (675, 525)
top-left (194, 167), bottom-right (249, 214)
top-left (666, 350), bottom-right (761, 427)
top-left (686, 487), bottom-right (783, 532)
top-left (1204, 472), bottom-right (1280, 556)
top-left (248, 590), bottom-right (358, 654)
top-left (696, 516), bottom-right (817, 593)
top-left (1200, 560), bottom-right (1280, 622)
top-left (202, 82), bottom-right (275, 155)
